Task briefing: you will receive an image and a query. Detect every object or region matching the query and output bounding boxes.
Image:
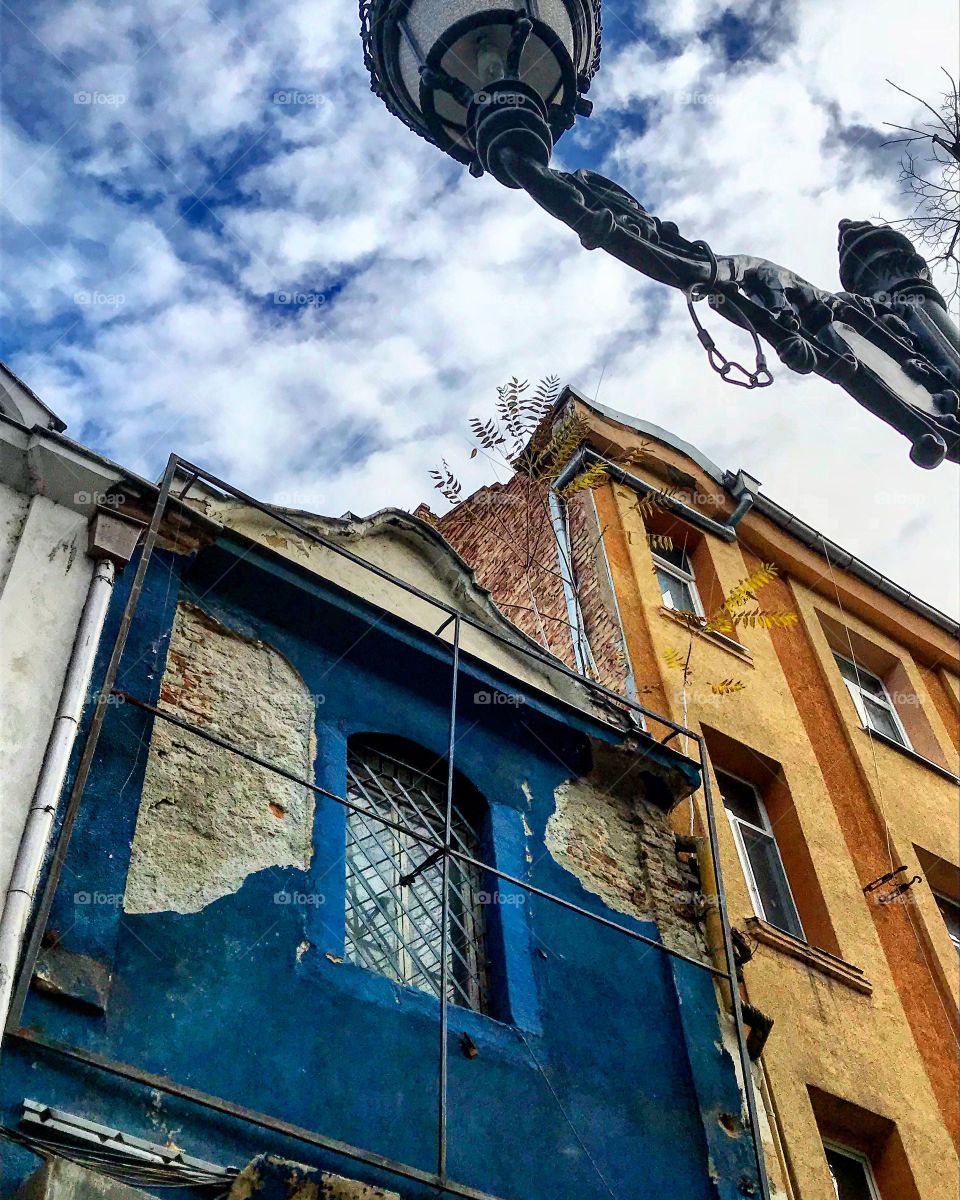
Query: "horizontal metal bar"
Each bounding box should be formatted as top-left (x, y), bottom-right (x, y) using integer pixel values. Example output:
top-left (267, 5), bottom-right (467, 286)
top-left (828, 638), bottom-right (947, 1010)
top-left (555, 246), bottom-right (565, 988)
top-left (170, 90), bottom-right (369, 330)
top-left (450, 848), bottom-right (728, 979)
top-left (113, 691), bottom-right (446, 851)
top-left (174, 458), bottom-right (697, 739)
top-left (7, 1032), bottom-right (505, 1200)
top-left (113, 690), bottom-right (728, 980)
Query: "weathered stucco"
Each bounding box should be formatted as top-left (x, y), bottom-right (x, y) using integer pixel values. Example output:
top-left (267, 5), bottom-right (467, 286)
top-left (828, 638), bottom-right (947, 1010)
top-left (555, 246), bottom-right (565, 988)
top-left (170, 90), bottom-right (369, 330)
top-left (229, 1157), bottom-right (399, 1200)
top-left (546, 740), bottom-right (705, 960)
top-left (124, 602), bottom-right (316, 914)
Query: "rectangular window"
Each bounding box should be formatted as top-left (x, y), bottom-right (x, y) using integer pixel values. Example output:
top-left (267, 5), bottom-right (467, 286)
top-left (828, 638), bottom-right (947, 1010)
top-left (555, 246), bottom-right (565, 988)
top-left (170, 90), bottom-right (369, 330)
top-left (344, 738), bottom-right (489, 1013)
top-left (934, 891), bottom-right (960, 954)
top-left (823, 1142), bottom-right (881, 1200)
top-left (717, 769), bottom-right (805, 940)
top-left (834, 654), bottom-right (911, 748)
top-left (653, 543), bottom-right (704, 616)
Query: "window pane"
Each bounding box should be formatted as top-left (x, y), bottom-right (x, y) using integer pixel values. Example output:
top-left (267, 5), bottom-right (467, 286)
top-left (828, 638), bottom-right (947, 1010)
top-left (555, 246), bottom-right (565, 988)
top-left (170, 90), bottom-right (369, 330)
top-left (656, 567), bottom-right (697, 613)
top-left (717, 771), bottom-right (765, 827)
top-left (653, 542), bottom-right (691, 573)
top-left (861, 695), bottom-right (905, 744)
top-left (344, 740), bottom-right (489, 1012)
top-left (825, 1147), bottom-right (876, 1200)
top-left (835, 654), bottom-right (888, 699)
top-left (739, 823), bottom-right (804, 940)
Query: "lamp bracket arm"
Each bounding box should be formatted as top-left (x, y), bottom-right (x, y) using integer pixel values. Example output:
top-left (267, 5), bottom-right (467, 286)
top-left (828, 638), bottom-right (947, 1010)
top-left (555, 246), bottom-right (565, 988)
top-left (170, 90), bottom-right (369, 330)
top-left (501, 149), bottom-right (960, 466)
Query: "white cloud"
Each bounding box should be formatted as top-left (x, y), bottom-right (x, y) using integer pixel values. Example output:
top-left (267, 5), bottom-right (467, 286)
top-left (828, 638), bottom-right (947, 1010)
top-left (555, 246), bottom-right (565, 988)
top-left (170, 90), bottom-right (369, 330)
top-left (1, 0), bottom-right (957, 616)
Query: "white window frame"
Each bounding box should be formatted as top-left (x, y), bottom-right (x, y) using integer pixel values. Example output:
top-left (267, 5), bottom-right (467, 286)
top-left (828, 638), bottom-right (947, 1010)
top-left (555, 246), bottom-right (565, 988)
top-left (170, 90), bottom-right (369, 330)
top-left (719, 769), bottom-right (805, 941)
top-left (834, 653), bottom-right (912, 749)
top-left (652, 545), bottom-right (705, 617)
top-left (933, 890), bottom-right (960, 954)
top-left (822, 1141), bottom-right (881, 1200)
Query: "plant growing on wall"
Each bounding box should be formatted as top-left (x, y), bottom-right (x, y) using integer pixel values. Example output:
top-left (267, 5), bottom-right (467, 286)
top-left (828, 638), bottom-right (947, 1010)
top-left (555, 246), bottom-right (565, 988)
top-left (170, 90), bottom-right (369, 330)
top-left (428, 377), bottom-right (797, 705)
top-left (660, 561), bottom-right (798, 705)
top-left (429, 375), bottom-right (668, 676)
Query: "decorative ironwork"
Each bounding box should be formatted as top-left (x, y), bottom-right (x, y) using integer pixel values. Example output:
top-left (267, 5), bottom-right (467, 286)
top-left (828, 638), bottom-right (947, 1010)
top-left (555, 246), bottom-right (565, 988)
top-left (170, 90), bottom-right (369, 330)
top-left (345, 738), bottom-right (489, 1012)
top-left (358, 0), bottom-right (960, 468)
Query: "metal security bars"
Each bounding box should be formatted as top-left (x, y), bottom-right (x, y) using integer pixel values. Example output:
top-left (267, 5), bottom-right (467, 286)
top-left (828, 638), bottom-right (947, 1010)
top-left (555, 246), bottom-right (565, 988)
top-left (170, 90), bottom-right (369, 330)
top-left (4, 453), bottom-right (774, 1200)
top-left (345, 739), bottom-right (488, 1013)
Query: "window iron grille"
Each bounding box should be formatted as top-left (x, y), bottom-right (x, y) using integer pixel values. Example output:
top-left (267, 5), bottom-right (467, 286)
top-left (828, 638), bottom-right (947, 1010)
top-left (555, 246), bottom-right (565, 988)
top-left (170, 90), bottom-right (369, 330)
top-left (345, 740), bottom-right (489, 1013)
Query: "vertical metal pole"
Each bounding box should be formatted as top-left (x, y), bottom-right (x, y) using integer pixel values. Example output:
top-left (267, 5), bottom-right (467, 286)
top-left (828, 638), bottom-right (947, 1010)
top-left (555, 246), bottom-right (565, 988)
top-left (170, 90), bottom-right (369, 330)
top-left (437, 615), bottom-right (461, 1183)
top-left (695, 733), bottom-right (772, 1200)
top-left (5, 455), bottom-right (182, 1031)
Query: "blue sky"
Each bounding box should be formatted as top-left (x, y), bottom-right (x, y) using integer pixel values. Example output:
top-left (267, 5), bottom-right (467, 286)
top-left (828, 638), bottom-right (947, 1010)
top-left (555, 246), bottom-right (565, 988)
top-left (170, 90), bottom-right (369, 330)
top-left (2, 0), bottom-right (958, 614)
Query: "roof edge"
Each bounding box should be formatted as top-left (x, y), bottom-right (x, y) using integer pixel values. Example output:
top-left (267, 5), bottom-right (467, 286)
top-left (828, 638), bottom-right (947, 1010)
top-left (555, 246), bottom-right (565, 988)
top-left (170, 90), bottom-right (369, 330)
top-left (561, 387), bottom-right (959, 638)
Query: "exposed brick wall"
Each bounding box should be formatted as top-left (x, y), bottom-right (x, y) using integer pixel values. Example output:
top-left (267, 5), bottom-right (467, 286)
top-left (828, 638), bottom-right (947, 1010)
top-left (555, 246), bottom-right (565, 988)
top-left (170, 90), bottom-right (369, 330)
top-left (434, 476), bottom-right (704, 956)
top-left (433, 475), bottom-right (628, 693)
top-left (125, 601), bottom-right (316, 915)
top-left (546, 739), bottom-right (707, 961)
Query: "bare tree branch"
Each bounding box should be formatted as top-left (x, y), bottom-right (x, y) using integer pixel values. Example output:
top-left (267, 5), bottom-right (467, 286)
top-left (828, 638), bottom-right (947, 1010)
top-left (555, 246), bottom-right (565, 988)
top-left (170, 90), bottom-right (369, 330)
top-left (885, 70), bottom-right (960, 302)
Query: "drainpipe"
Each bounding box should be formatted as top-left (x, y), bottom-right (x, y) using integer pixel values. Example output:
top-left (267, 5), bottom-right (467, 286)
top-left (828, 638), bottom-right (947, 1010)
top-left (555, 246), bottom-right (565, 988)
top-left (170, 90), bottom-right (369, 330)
top-left (724, 469), bottom-right (762, 530)
top-left (549, 448), bottom-right (596, 677)
top-left (0, 506), bottom-right (143, 1048)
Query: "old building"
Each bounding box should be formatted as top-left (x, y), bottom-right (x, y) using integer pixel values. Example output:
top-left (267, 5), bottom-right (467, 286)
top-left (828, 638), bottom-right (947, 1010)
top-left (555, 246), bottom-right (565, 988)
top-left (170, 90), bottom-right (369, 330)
top-left (432, 387), bottom-right (960, 1200)
top-left (0, 363), bottom-right (144, 1027)
top-left (1, 432), bottom-right (768, 1198)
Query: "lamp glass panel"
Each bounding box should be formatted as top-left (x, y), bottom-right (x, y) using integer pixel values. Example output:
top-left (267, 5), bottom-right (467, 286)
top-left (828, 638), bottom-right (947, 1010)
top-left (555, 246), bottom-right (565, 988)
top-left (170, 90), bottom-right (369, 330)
top-left (405, 0), bottom-right (524, 70)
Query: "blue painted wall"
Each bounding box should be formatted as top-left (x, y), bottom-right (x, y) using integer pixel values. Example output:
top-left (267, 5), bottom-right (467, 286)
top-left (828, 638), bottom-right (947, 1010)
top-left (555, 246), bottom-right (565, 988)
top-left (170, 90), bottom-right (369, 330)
top-left (1, 536), bottom-right (758, 1200)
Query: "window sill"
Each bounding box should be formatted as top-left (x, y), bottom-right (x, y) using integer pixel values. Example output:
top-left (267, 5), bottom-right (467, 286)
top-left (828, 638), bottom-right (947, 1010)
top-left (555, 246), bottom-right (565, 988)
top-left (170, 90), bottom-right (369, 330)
top-left (658, 607), bottom-right (754, 665)
top-left (857, 725), bottom-right (960, 784)
top-left (743, 917), bottom-right (873, 995)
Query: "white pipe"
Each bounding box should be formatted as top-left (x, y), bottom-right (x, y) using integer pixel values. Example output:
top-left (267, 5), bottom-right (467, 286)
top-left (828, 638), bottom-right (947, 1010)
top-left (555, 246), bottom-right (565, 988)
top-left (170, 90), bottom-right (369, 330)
top-left (0, 557), bottom-right (116, 1035)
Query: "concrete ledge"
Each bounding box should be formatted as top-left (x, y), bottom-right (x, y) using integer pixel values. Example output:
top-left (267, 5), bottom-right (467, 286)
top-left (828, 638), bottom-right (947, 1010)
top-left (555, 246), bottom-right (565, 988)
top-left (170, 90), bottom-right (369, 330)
top-left (744, 917), bottom-right (873, 995)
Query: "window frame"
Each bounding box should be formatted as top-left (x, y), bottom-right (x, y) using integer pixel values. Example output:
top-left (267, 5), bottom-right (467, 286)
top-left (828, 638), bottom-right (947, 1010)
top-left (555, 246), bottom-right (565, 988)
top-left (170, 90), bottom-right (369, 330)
top-left (717, 768), bottom-right (806, 941)
top-left (822, 1140), bottom-right (882, 1200)
top-left (652, 544), bottom-right (705, 618)
top-left (933, 890), bottom-right (960, 954)
top-left (343, 737), bottom-right (490, 1014)
top-left (833, 653), bottom-right (912, 749)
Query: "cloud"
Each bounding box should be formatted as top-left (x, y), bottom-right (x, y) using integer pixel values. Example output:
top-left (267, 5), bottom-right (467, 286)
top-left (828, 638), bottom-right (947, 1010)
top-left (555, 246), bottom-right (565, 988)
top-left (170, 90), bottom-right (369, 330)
top-left (0, 0), bottom-right (957, 615)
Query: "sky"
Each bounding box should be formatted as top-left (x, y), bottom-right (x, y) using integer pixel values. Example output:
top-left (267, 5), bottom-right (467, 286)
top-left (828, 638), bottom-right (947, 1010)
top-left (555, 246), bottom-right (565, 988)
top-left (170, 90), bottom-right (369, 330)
top-left (1, 0), bottom-right (958, 616)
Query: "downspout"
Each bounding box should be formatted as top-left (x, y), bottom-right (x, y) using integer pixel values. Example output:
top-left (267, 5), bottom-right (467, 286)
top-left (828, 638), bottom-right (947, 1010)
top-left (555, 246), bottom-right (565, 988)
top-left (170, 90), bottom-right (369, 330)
top-left (0, 506), bottom-right (143, 1050)
top-left (549, 448), bottom-right (596, 677)
top-left (724, 469), bottom-right (762, 530)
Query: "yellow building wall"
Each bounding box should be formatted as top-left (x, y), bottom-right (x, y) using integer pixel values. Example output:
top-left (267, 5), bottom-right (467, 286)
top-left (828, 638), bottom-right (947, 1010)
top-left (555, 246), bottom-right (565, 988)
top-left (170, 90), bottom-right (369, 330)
top-left (587, 431), bottom-right (959, 1200)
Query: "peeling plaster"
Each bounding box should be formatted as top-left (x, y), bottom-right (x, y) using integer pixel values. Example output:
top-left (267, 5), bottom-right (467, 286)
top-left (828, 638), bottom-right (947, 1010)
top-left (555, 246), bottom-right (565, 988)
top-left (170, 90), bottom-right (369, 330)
top-left (228, 1157), bottom-right (399, 1200)
top-left (124, 602), bottom-right (316, 914)
top-left (545, 774), bottom-right (650, 923)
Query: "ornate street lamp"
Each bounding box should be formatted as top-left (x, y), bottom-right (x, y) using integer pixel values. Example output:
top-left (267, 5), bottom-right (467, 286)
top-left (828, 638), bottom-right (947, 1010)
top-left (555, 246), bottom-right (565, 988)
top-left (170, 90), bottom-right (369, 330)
top-left (360, 0), bottom-right (960, 467)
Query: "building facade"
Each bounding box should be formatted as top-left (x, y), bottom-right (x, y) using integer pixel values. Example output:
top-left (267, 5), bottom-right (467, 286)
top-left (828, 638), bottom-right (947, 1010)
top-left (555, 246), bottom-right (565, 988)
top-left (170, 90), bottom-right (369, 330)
top-left (433, 387), bottom-right (960, 1200)
top-left (0, 441), bottom-right (766, 1200)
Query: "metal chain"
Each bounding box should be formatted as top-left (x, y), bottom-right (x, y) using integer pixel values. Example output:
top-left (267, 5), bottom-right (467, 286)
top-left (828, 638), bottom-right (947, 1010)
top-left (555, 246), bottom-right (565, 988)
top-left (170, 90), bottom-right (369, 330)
top-left (686, 241), bottom-right (773, 390)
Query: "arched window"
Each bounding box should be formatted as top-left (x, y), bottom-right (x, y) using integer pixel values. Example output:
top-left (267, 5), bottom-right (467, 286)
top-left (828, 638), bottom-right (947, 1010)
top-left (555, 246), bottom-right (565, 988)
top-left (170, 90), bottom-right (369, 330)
top-left (344, 736), bottom-right (489, 1013)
